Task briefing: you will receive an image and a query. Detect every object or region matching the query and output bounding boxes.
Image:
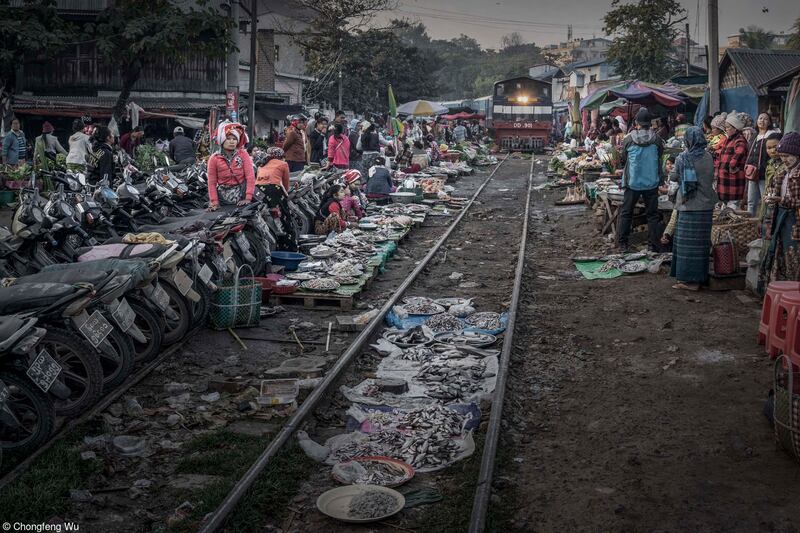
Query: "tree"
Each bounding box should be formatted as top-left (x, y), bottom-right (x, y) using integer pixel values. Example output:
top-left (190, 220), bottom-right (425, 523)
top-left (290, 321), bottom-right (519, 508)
top-left (738, 25), bottom-right (774, 49)
top-left (603, 0), bottom-right (686, 82)
top-left (786, 17), bottom-right (800, 50)
top-left (500, 32), bottom-right (524, 51)
top-left (0, 0), bottom-right (74, 93)
top-left (304, 28), bottom-right (437, 112)
top-left (90, 0), bottom-right (233, 123)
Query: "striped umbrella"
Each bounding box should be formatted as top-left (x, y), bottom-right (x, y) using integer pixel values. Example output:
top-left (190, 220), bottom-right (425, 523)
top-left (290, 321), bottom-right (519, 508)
top-left (396, 99), bottom-right (448, 117)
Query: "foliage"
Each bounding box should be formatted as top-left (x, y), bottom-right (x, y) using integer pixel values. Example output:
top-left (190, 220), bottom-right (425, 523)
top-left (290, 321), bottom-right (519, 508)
top-left (54, 153), bottom-right (67, 172)
top-left (788, 17), bottom-right (800, 50)
top-left (738, 25), bottom-right (774, 49)
top-left (304, 26), bottom-right (438, 112)
top-left (134, 143), bottom-right (169, 172)
top-left (0, 0), bottom-right (75, 91)
top-left (603, 0), bottom-right (687, 82)
top-left (89, 0), bottom-right (233, 122)
top-left (392, 23), bottom-right (543, 100)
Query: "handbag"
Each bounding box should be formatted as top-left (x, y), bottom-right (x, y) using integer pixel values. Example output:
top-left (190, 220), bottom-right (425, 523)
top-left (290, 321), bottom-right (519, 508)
top-left (744, 138), bottom-right (763, 181)
top-left (712, 230), bottom-right (737, 275)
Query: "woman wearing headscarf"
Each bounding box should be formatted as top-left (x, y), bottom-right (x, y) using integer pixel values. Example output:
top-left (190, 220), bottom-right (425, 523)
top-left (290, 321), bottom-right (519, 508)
top-left (256, 146), bottom-right (296, 251)
top-left (314, 184), bottom-right (347, 235)
top-left (33, 122), bottom-right (67, 172)
top-left (715, 113), bottom-right (748, 209)
top-left (669, 127), bottom-right (718, 291)
top-left (206, 122), bottom-right (254, 211)
top-left (759, 132), bottom-right (800, 289)
top-left (745, 112), bottom-right (781, 215)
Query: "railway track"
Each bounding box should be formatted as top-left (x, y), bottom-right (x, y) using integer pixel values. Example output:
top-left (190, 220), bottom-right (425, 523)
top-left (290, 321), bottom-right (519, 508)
top-left (1, 154), bottom-right (537, 532)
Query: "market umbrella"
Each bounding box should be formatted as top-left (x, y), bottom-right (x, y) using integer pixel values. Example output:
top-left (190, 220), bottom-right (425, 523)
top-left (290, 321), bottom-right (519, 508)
top-left (396, 100), bottom-right (448, 117)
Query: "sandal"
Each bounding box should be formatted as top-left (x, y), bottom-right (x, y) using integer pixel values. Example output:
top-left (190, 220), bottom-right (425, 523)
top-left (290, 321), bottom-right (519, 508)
top-left (672, 282), bottom-right (700, 291)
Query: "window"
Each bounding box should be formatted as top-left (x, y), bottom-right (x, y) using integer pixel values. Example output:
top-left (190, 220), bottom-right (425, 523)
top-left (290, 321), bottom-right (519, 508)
top-left (543, 87), bottom-right (549, 96)
top-left (516, 83), bottom-right (522, 89)
top-left (274, 45), bottom-right (280, 63)
top-left (590, 74), bottom-right (597, 82)
top-left (496, 84), bottom-right (504, 96)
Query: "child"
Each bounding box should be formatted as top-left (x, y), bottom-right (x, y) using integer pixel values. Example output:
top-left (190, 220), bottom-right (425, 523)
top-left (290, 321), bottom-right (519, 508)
top-left (660, 155), bottom-right (678, 248)
top-left (760, 132), bottom-right (784, 236)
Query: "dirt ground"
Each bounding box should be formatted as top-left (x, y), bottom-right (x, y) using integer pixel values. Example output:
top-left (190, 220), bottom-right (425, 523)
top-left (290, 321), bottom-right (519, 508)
top-left (494, 171), bottom-right (799, 532)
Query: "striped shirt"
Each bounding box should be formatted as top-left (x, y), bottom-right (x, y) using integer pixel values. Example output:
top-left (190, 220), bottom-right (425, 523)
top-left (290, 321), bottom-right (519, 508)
top-left (16, 132), bottom-right (26, 159)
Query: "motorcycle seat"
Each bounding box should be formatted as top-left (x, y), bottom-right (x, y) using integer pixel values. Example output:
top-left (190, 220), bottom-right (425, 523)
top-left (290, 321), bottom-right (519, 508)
top-left (11, 269), bottom-right (109, 287)
top-left (0, 315), bottom-right (27, 342)
top-left (42, 258), bottom-right (151, 286)
top-left (76, 243), bottom-right (169, 262)
top-left (0, 283), bottom-right (86, 314)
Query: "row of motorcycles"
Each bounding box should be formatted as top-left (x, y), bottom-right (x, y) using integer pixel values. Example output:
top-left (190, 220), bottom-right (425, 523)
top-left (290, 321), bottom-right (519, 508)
top-left (0, 154), bottom-right (341, 460)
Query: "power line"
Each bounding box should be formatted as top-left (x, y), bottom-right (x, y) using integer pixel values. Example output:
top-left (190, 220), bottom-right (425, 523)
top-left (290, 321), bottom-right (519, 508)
top-left (397, 2), bottom-right (602, 30)
top-left (394, 9), bottom-right (603, 36)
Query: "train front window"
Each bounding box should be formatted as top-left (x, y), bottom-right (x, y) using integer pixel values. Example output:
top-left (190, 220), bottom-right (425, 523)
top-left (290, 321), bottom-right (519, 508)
top-left (496, 84), bottom-right (504, 96)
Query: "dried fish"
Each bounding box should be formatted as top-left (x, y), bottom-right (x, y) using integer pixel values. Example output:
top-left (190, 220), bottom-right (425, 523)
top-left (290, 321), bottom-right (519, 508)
top-left (402, 302), bottom-right (445, 315)
top-left (425, 313), bottom-right (463, 333)
top-left (464, 312), bottom-right (502, 330)
top-left (348, 490), bottom-right (400, 519)
top-left (300, 278), bottom-right (340, 291)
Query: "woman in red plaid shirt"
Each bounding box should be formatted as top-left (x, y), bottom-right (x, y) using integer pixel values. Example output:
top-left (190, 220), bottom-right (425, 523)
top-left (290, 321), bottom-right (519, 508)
top-left (715, 113), bottom-right (749, 209)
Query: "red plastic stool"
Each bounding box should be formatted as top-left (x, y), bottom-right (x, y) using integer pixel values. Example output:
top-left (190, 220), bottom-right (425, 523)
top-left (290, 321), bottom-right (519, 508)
top-left (759, 281), bottom-right (800, 347)
top-left (768, 292), bottom-right (800, 359)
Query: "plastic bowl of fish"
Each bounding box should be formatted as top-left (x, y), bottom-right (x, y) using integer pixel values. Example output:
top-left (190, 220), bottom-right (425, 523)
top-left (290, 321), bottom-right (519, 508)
top-left (285, 272), bottom-right (316, 281)
top-left (402, 302), bottom-right (446, 316)
top-left (464, 312), bottom-right (502, 330)
top-left (310, 245), bottom-right (337, 259)
top-left (425, 313), bottom-right (464, 333)
top-left (434, 297), bottom-right (472, 308)
top-left (383, 326), bottom-right (435, 347)
top-left (300, 278), bottom-right (340, 292)
top-left (316, 484), bottom-right (405, 524)
top-left (331, 456), bottom-right (415, 487)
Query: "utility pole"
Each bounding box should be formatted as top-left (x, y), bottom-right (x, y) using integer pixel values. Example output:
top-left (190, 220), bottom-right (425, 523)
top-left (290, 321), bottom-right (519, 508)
top-left (247, 0), bottom-right (257, 140)
top-left (226, 0), bottom-right (240, 122)
top-left (337, 69), bottom-right (342, 111)
top-left (707, 0), bottom-right (720, 113)
top-left (685, 22), bottom-right (691, 77)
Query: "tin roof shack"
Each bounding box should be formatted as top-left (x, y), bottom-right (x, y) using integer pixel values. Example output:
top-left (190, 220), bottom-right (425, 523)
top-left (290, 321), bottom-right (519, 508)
top-left (760, 64), bottom-right (800, 132)
top-left (718, 48), bottom-right (800, 121)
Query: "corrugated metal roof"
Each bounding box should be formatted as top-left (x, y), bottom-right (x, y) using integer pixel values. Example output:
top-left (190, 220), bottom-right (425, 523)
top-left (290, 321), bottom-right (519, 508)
top-left (722, 48), bottom-right (800, 96)
top-left (13, 95), bottom-right (225, 114)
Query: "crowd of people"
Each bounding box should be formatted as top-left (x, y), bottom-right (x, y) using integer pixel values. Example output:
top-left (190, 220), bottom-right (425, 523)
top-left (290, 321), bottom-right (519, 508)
top-left (605, 106), bottom-right (799, 293)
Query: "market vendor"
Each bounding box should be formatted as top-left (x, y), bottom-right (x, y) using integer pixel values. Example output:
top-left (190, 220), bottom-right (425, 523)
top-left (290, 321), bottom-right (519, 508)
top-left (759, 132), bottom-right (800, 290)
top-left (309, 117), bottom-right (329, 166)
top-left (256, 146), bottom-right (297, 251)
top-left (716, 113), bottom-right (748, 210)
top-left (669, 127), bottom-right (718, 291)
top-left (206, 122), bottom-right (255, 211)
top-left (365, 156), bottom-right (394, 205)
top-left (617, 108), bottom-right (665, 252)
top-left (341, 169), bottom-right (366, 220)
top-left (327, 123), bottom-right (351, 170)
top-left (314, 184), bottom-right (348, 234)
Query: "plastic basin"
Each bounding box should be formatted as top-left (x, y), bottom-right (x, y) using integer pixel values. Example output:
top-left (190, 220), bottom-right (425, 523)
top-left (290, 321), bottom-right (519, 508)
top-left (270, 251), bottom-right (307, 271)
top-left (244, 277), bottom-right (274, 303)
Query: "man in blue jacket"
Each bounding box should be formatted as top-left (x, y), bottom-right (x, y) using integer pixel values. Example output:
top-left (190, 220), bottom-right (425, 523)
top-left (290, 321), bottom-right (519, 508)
top-left (617, 108), bottom-right (664, 251)
top-left (2, 117), bottom-right (27, 166)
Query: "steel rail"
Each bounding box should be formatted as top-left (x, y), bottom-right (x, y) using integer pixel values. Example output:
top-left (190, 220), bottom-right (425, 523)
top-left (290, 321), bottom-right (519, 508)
top-left (468, 155), bottom-right (535, 532)
top-left (199, 153), bottom-right (511, 532)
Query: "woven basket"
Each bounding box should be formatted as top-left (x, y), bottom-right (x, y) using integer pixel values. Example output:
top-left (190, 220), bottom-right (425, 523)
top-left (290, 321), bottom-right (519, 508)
top-left (773, 356), bottom-right (800, 463)
top-left (209, 265), bottom-right (262, 330)
top-left (711, 218), bottom-right (758, 260)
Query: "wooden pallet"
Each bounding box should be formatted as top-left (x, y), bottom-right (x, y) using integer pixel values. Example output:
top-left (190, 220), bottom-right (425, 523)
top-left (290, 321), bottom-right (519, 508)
top-left (272, 291), bottom-right (355, 310)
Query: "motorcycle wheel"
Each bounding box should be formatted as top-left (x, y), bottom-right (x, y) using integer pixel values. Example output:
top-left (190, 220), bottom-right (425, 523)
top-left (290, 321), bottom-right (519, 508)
top-left (128, 298), bottom-right (165, 364)
top-left (191, 281), bottom-right (212, 329)
top-left (160, 281), bottom-right (191, 346)
top-left (0, 371), bottom-right (55, 454)
top-left (290, 204), bottom-right (311, 235)
top-left (244, 229), bottom-right (267, 276)
top-left (98, 326), bottom-right (135, 392)
top-left (39, 328), bottom-right (103, 418)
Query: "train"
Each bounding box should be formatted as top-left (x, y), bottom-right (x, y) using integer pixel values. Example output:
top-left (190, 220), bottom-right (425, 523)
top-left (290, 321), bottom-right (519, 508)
top-left (441, 76), bottom-right (554, 152)
top-left (489, 76), bottom-right (553, 152)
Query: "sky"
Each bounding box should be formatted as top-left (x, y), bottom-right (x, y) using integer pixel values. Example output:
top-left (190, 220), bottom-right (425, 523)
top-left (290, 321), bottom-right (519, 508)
top-left (375, 0), bottom-right (800, 49)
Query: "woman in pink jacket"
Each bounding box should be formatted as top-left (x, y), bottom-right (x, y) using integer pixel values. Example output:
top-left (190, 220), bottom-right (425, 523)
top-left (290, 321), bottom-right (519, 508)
top-left (207, 122), bottom-right (255, 211)
top-left (327, 123), bottom-right (351, 169)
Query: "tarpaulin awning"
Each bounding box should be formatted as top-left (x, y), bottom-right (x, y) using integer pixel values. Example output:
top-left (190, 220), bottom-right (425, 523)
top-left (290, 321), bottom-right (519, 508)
top-left (442, 112), bottom-right (485, 120)
top-left (580, 80), bottom-right (685, 110)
